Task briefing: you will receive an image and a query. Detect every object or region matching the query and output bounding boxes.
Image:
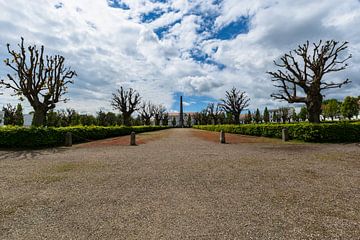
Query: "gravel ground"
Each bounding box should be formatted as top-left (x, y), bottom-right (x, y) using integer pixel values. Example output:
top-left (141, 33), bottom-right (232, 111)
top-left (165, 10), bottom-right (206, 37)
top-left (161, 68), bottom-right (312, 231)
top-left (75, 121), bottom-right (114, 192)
top-left (0, 128), bottom-right (359, 239)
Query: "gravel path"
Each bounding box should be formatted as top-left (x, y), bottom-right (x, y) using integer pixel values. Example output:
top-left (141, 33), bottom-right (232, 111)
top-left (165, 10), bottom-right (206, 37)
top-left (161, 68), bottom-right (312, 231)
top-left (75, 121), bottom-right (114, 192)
top-left (1, 128), bottom-right (359, 239)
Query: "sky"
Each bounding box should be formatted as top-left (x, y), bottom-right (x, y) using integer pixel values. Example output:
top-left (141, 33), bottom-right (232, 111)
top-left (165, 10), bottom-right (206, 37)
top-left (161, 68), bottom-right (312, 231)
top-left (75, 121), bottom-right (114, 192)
top-left (0, 0), bottom-right (359, 114)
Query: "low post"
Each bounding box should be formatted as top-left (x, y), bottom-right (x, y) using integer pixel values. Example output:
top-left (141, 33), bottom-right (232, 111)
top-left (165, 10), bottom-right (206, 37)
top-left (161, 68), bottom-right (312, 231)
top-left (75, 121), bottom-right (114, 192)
top-left (65, 132), bottom-right (72, 147)
top-left (282, 128), bottom-right (289, 142)
top-left (130, 132), bottom-right (136, 146)
top-left (220, 130), bottom-right (226, 144)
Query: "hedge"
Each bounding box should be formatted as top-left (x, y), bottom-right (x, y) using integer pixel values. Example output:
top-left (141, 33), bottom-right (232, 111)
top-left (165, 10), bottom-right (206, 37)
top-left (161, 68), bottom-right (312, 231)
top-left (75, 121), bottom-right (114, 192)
top-left (0, 125), bottom-right (170, 148)
top-left (193, 122), bottom-right (360, 143)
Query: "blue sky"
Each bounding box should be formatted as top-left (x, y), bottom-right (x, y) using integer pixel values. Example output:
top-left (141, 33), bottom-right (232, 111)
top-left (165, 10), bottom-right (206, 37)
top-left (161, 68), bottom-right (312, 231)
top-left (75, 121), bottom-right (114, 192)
top-left (0, 0), bottom-right (359, 114)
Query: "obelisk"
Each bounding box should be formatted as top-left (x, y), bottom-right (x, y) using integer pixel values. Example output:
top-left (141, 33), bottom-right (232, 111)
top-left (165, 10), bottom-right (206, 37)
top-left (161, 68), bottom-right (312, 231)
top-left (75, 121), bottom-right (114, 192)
top-left (179, 96), bottom-right (184, 128)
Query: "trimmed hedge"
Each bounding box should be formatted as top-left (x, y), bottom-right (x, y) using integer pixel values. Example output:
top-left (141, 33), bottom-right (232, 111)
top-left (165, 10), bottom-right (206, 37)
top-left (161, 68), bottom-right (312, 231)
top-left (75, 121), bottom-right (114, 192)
top-left (0, 125), bottom-right (170, 148)
top-left (193, 122), bottom-right (360, 143)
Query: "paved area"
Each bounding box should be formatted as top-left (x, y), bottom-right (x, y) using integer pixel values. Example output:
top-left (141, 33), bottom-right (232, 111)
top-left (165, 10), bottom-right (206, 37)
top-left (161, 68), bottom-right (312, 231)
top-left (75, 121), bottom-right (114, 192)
top-left (0, 128), bottom-right (359, 239)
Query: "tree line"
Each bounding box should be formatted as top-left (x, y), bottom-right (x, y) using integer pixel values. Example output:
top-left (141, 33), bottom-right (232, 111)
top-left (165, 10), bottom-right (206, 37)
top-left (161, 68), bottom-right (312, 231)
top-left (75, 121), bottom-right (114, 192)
top-left (190, 95), bottom-right (359, 125)
top-left (0, 38), bottom-right (357, 126)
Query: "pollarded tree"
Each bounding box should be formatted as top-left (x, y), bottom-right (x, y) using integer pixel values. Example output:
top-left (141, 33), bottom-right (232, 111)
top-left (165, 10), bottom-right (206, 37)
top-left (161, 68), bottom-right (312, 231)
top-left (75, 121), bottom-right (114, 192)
top-left (139, 101), bottom-right (155, 125)
top-left (111, 87), bottom-right (141, 126)
top-left (194, 109), bottom-right (210, 125)
top-left (162, 113), bottom-right (169, 126)
top-left (278, 107), bottom-right (290, 123)
top-left (218, 112), bottom-right (226, 125)
top-left (153, 104), bottom-right (166, 126)
top-left (0, 38), bottom-right (77, 126)
top-left (268, 40), bottom-right (351, 123)
top-left (272, 110), bottom-right (281, 123)
top-left (206, 103), bottom-right (222, 124)
top-left (220, 87), bottom-right (250, 124)
top-left (193, 112), bottom-right (201, 125)
top-left (200, 109), bottom-right (211, 125)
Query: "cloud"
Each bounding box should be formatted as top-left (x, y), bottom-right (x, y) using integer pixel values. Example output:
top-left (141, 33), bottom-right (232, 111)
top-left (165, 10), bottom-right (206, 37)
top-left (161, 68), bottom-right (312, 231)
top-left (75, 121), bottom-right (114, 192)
top-left (0, 0), bottom-right (359, 115)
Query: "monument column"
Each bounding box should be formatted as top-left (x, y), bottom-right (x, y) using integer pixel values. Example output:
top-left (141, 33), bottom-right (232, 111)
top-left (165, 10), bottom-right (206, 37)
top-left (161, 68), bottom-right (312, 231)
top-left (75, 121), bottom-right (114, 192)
top-left (179, 96), bottom-right (184, 128)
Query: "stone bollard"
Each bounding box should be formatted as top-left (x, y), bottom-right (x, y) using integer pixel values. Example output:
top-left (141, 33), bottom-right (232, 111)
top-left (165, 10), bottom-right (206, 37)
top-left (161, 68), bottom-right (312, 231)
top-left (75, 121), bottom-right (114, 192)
top-left (65, 132), bottom-right (72, 147)
top-left (282, 128), bottom-right (289, 142)
top-left (220, 130), bottom-right (226, 144)
top-left (130, 132), bottom-right (136, 146)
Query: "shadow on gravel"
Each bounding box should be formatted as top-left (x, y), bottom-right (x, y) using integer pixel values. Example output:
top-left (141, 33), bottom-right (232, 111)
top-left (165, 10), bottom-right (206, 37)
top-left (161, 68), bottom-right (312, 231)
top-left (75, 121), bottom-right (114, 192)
top-left (0, 148), bottom-right (68, 161)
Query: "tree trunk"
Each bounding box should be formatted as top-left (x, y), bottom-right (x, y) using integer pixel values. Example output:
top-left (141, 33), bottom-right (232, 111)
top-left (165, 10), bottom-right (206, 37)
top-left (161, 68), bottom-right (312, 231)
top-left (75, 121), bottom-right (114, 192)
top-left (234, 113), bottom-right (240, 124)
top-left (123, 114), bottom-right (131, 126)
top-left (32, 108), bottom-right (47, 126)
top-left (306, 94), bottom-right (322, 123)
top-left (154, 118), bottom-right (160, 126)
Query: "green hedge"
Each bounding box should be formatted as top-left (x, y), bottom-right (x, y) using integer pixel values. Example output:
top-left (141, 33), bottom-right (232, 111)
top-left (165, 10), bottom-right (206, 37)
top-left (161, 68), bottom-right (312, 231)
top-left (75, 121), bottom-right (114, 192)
top-left (0, 125), bottom-right (170, 148)
top-left (193, 122), bottom-right (360, 143)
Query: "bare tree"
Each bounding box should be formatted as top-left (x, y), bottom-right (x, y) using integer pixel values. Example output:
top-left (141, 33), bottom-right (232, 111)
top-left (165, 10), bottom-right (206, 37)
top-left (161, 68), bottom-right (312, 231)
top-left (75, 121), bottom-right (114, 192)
top-left (111, 87), bottom-right (141, 126)
top-left (153, 104), bottom-right (166, 126)
top-left (206, 103), bottom-right (222, 124)
top-left (268, 40), bottom-right (351, 123)
top-left (0, 38), bottom-right (77, 126)
top-left (139, 101), bottom-right (154, 125)
top-left (278, 107), bottom-right (290, 124)
top-left (192, 112), bottom-right (201, 125)
top-left (220, 87), bottom-right (250, 124)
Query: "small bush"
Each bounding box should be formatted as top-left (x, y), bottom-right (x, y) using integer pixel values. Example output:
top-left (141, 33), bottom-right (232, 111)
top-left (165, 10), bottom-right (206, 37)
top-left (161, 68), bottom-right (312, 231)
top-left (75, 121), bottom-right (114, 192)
top-left (0, 125), bottom-right (170, 148)
top-left (193, 122), bottom-right (360, 143)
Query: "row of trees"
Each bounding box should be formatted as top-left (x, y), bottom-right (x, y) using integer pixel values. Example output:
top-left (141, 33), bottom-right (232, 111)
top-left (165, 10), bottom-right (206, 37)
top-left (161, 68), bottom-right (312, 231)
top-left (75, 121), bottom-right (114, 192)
top-left (193, 105), bottom-right (305, 125)
top-left (1, 103), bottom-right (24, 125)
top-left (189, 88), bottom-right (250, 125)
top-left (4, 94), bottom-right (357, 127)
top-left (46, 109), bottom-right (123, 127)
top-left (110, 87), bottom-right (170, 126)
top-left (108, 85), bottom-right (252, 126)
top-left (0, 38), bottom-right (356, 126)
top-left (0, 38), bottom-right (171, 127)
top-left (193, 94), bottom-right (359, 126)
top-left (322, 96), bottom-right (360, 120)
top-left (1, 104), bottom-right (166, 127)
